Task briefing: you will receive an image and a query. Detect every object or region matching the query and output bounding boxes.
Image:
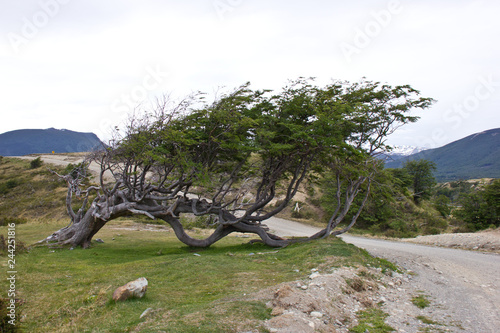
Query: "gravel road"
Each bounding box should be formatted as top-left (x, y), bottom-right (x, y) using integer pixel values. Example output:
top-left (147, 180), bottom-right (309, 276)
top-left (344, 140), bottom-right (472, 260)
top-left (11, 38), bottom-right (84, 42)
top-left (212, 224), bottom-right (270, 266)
top-left (266, 218), bottom-right (500, 332)
top-left (14, 154), bottom-right (113, 180)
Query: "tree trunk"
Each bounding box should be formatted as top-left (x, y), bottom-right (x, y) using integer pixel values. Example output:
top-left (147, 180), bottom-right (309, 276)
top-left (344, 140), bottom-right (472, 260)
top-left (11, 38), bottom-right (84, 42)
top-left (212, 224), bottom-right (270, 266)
top-left (38, 207), bottom-right (108, 249)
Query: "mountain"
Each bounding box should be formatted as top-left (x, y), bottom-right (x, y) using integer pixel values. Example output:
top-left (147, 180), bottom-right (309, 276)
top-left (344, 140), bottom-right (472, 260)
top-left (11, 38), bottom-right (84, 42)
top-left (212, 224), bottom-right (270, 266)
top-left (381, 145), bottom-right (426, 162)
top-left (0, 128), bottom-right (104, 156)
top-left (385, 128), bottom-right (500, 181)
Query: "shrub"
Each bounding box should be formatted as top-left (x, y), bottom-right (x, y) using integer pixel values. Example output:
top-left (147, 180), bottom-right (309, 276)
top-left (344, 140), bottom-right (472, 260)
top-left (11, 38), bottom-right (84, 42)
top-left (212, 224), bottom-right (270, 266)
top-left (29, 157), bottom-right (43, 169)
top-left (0, 179), bottom-right (21, 195)
top-left (0, 297), bottom-right (22, 332)
top-left (0, 217), bottom-right (28, 227)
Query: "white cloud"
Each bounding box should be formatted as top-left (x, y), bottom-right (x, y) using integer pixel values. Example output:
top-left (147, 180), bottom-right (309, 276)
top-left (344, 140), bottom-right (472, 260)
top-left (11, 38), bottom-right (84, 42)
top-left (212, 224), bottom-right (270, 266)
top-left (1, 0), bottom-right (499, 147)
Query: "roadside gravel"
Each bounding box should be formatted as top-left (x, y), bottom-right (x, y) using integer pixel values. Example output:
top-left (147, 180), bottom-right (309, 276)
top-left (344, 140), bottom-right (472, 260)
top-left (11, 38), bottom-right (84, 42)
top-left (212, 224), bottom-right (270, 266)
top-left (265, 218), bottom-right (500, 332)
top-left (402, 228), bottom-right (500, 253)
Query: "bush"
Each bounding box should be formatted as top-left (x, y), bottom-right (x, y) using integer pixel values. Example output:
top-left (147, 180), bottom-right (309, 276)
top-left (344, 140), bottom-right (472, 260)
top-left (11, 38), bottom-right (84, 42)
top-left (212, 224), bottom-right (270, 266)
top-left (0, 179), bottom-right (21, 195)
top-left (181, 215), bottom-right (216, 230)
top-left (29, 157), bottom-right (43, 169)
top-left (0, 297), bottom-right (22, 332)
top-left (456, 179), bottom-right (500, 230)
top-left (434, 194), bottom-right (451, 217)
top-left (0, 217), bottom-right (28, 227)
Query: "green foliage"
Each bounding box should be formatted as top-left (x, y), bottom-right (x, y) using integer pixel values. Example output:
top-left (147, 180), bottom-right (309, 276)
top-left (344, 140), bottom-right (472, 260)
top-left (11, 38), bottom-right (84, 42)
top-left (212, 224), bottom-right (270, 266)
top-left (29, 157), bottom-right (43, 169)
top-left (434, 194), bottom-right (451, 217)
top-left (319, 162), bottom-right (448, 238)
top-left (402, 159), bottom-right (437, 204)
top-left (103, 78), bottom-right (433, 242)
top-left (0, 217), bottom-right (27, 227)
top-left (0, 298), bottom-right (21, 333)
top-left (434, 180), bottom-right (475, 204)
top-left (0, 179), bottom-right (21, 195)
top-left (455, 179), bottom-right (500, 230)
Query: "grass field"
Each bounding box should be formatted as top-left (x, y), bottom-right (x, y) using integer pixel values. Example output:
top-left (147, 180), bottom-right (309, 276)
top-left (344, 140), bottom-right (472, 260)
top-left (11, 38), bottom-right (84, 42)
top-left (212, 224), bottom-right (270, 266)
top-left (0, 219), bottom-right (398, 332)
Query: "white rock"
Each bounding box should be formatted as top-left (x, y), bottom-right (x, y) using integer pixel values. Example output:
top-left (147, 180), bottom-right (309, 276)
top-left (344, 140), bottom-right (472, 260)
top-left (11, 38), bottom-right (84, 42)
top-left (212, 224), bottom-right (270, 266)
top-left (113, 277), bottom-right (148, 302)
top-left (310, 311), bottom-right (323, 318)
top-left (309, 272), bottom-right (321, 279)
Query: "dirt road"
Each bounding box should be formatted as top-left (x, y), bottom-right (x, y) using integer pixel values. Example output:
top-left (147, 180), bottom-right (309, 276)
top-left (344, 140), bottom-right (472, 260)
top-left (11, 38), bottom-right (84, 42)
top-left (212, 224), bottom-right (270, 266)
top-left (14, 154), bottom-right (113, 180)
top-left (265, 218), bottom-right (500, 332)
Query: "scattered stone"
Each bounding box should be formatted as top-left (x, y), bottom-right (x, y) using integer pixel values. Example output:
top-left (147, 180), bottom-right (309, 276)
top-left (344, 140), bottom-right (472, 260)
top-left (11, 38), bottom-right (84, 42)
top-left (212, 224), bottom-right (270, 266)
top-left (310, 311), bottom-right (323, 318)
top-left (193, 253), bottom-right (201, 257)
top-left (113, 277), bottom-right (148, 302)
top-left (95, 238), bottom-right (104, 243)
top-left (309, 272), bottom-right (320, 279)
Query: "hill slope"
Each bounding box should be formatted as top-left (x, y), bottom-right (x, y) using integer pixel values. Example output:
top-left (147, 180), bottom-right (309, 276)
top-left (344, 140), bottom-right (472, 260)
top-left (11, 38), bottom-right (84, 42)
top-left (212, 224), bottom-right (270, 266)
top-left (385, 128), bottom-right (500, 181)
top-left (0, 128), bottom-right (103, 156)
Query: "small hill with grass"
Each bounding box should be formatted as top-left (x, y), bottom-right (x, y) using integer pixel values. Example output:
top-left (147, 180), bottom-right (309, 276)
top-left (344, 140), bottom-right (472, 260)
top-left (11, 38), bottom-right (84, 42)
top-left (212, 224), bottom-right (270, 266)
top-left (0, 128), bottom-right (104, 156)
top-left (0, 157), bottom-right (69, 224)
top-left (385, 128), bottom-right (500, 181)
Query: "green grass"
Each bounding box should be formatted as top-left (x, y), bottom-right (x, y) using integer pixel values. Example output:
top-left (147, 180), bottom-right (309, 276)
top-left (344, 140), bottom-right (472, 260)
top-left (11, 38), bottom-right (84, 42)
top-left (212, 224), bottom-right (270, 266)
top-left (0, 220), bottom-right (399, 332)
top-left (416, 315), bottom-right (440, 325)
top-left (0, 158), bottom-right (69, 222)
top-left (349, 308), bottom-right (395, 333)
top-left (411, 293), bottom-right (431, 309)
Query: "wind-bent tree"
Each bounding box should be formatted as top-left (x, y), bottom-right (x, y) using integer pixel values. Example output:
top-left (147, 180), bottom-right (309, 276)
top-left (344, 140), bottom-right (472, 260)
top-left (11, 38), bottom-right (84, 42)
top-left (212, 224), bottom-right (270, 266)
top-left (40, 79), bottom-right (434, 248)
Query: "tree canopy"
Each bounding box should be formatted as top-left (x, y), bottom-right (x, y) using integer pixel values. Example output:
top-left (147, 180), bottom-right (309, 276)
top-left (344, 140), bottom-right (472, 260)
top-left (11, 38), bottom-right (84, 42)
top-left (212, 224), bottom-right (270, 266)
top-left (402, 159), bottom-right (437, 204)
top-left (40, 78), bottom-right (434, 248)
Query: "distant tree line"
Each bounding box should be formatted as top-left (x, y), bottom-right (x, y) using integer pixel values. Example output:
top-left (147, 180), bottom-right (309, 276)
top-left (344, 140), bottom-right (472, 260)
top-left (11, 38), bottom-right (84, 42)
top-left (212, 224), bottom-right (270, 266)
top-left (329, 158), bottom-right (499, 236)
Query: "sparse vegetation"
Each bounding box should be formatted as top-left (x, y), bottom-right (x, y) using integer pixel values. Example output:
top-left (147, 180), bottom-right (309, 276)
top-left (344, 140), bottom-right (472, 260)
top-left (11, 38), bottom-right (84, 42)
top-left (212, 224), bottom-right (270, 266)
top-left (0, 158), bottom-right (69, 222)
top-left (411, 293), bottom-right (431, 309)
top-left (416, 315), bottom-right (440, 325)
top-left (350, 307), bottom-right (395, 332)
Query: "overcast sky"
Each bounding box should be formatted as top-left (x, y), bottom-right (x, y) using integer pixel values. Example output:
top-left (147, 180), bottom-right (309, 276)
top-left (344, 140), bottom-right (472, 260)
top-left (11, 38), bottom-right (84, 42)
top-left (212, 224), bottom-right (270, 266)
top-left (1, 0), bottom-right (499, 149)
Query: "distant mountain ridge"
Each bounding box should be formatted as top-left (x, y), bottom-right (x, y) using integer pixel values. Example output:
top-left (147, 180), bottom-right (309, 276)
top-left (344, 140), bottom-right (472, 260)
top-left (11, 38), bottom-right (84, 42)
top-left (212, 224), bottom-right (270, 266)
top-left (0, 128), bottom-right (104, 156)
top-left (385, 128), bottom-right (500, 181)
top-left (381, 145), bottom-right (427, 162)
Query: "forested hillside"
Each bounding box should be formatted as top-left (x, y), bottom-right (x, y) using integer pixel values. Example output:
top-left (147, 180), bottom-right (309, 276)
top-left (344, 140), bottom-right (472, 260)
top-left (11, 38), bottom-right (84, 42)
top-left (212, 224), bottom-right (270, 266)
top-left (385, 128), bottom-right (500, 181)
